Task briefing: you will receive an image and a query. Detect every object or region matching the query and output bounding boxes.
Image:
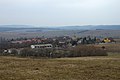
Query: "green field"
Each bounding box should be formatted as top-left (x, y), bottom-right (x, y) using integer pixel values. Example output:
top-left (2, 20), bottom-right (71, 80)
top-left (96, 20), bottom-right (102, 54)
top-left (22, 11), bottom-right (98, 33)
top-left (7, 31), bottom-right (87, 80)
top-left (0, 53), bottom-right (120, 80)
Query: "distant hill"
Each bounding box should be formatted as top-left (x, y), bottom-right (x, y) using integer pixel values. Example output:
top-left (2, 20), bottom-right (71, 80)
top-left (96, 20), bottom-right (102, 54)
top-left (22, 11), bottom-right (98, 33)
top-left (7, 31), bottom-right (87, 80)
top-left (58, 26), bottom-right (93, 30)
top-left (0, 25), bottom-right (61, 32)
top-left (59, 25), bottom-right (120, 30)
top-left (92, 25), bottom-right (120, 30)
top-left (0, 25), bottom-right (120, 32)
top-left (0, 25), bottom-right (34, 28)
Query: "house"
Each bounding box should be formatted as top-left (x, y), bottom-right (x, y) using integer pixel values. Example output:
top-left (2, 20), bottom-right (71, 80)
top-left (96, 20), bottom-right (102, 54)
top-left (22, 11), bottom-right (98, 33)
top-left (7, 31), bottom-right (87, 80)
top-left (31, 44), bottom-right (53, 49)
top-left (102, 37), bottom-right (116, 43)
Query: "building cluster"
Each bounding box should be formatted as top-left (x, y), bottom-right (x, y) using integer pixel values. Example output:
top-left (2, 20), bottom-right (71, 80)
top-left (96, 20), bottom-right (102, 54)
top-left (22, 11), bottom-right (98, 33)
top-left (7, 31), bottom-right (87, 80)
top-left (0, 36), bottom-right (116, 54)
top-left (10, 36), bottom-right (116, 49)
top-left (0, 36), bottom-right (116, 50)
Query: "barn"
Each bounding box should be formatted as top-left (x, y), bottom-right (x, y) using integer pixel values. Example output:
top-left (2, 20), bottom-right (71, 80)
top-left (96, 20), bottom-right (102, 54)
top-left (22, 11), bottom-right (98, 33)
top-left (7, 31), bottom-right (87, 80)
top-left (31, 44), bottom-right (53, 49)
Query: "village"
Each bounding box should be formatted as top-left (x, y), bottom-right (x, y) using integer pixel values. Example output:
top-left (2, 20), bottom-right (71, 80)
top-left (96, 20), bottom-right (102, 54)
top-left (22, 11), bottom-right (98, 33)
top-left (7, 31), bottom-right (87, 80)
top-left (0, 35), bottom-right (116, 55)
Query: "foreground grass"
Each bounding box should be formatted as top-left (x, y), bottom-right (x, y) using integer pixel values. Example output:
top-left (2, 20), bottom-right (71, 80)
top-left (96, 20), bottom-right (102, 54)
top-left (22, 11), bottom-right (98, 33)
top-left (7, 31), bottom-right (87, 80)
top-left (0, 53), bottom-right (120, 80)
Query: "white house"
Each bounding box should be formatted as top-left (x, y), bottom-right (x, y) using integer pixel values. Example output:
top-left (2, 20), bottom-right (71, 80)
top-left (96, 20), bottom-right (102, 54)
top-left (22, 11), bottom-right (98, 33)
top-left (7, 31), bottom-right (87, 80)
top-left (31, 44), bottom-right (53, 49)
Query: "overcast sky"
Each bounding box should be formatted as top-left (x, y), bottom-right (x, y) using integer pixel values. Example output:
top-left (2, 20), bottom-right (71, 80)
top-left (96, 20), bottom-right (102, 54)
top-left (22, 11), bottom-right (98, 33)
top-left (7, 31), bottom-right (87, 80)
top-left (0, 0), bottom-right (120, 27)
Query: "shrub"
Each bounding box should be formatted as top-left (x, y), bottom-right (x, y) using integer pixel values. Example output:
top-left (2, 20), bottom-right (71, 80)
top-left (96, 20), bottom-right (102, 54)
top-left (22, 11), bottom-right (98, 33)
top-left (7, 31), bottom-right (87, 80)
top-left (19, 48), bottom-right (52, 57)
top-left (71, 45), bottom-right (108, 57)
top-left (51, 50), bottom-right (66, 58)
top-left (19, 45), bottom-right (107, 58)
top-left (0, 49), bottom-right (3, 55)
top-left (10, 49), bottom-right (18, 56)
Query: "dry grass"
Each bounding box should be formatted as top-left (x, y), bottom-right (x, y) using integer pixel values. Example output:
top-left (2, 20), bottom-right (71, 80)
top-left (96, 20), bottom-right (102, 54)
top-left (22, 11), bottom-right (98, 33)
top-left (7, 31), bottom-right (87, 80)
top-left (0, 53), bottom-right (120, 80)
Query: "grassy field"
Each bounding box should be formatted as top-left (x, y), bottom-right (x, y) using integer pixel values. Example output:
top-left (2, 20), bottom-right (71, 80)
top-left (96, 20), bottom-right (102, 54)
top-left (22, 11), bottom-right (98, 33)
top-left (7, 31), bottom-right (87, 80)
top-left (0, 53), bottom-right (120, 80)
